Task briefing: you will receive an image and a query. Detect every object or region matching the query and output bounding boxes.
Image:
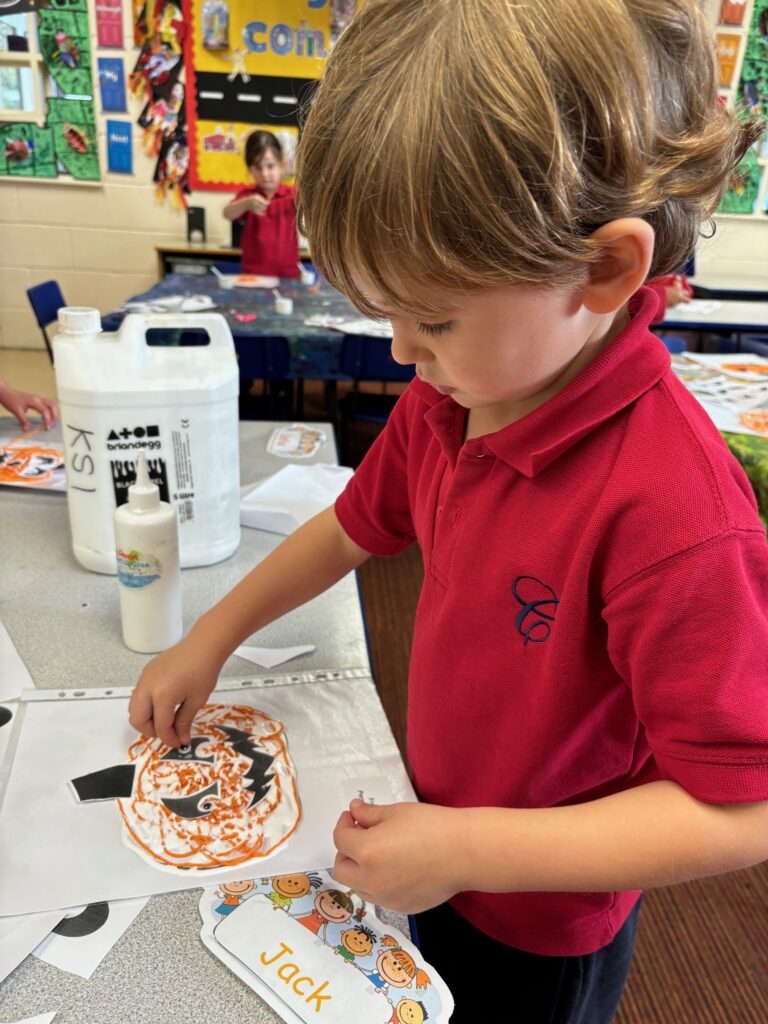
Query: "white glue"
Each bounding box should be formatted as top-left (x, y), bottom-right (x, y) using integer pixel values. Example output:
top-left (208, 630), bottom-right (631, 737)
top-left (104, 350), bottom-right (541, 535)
top-left (53, 307), bottom-right (240, 574)
top-left (115, 450), bottom-right (182, 653)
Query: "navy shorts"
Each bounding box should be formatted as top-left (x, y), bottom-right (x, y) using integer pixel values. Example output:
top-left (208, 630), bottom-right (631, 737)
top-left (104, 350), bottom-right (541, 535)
top-left (412, 898), bottom-right (640, 1024)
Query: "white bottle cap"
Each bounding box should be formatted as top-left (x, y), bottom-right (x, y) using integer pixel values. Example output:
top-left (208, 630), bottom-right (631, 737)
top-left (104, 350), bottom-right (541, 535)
top-left (128, 450), bottom-right (160, 513)
top-left (58, 306), bottom-right (102, 335)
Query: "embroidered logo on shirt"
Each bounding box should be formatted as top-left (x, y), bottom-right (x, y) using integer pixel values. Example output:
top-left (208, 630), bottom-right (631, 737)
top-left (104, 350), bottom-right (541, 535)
top-left (512, 576), bottom-right (559, 645)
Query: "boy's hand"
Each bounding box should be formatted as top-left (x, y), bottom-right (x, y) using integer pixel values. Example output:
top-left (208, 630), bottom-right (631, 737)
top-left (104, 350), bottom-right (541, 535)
top-left (128, 634), bottom-right (222, 749)
top-left (332, 799), bottom-right (468, 913)
top-left (250, 194), bottom-right (270, 215)
top-left (0, 381), bottom-right (58, 431)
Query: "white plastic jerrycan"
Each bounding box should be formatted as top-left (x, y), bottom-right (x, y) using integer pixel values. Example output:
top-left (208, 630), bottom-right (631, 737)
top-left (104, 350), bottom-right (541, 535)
top-left (53, 307), bottom-right (240, 574)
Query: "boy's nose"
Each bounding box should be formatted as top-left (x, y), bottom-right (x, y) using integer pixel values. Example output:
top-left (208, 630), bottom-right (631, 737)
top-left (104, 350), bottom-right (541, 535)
top-left (390, 331), bottom-right (433, 366)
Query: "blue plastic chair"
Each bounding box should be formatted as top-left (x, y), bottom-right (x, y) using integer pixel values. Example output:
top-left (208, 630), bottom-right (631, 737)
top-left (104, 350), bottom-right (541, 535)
top-left (658, 335), bottom-right (687, 354)
top-left (337, 334), bottom-right (415, 460)
top-left (234, 336), bottom-right (292, 420)
top-left (26, 280), bottom-right (66, 364)
top-left (741, 335), bottom-right (768, 359)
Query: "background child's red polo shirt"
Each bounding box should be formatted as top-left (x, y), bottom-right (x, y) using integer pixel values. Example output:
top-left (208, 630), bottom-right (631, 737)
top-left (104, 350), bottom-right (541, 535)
top-left (335, 287), bottom-right (768, 956)
top-left (233, 183), bottom-right (299, 278)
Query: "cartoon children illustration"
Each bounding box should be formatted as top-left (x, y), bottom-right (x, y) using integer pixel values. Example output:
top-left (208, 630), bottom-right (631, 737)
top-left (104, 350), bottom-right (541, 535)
top-left (390, 998), bottom-right (429, 1024)
top-left (214, 879), bottom-right (254, 916)
top-left (367, 936), bottom-right (431, 1000)
top-left (334, 923), bottom-right (376, 963)
top-left (293, 887), bottom-right (364, 943)
top-left (266, 872), bottom-right (321, 910)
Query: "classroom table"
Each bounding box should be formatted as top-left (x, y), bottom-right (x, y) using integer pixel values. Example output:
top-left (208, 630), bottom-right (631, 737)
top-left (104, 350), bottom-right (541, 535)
top-left (689, 273), bottom-right (768, 302)
top-left (0, 418), bottom-right (409, 1024)
top-left (101, 272), bottom-right (367, 383)
top-left (660, 298), bottom-right (768, 346)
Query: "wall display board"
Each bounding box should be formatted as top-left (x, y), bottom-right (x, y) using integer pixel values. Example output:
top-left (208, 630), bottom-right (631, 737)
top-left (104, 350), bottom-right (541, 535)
top-left (182, 0), bottom-right (356, 192)
top-left (717, 0), bottom-right (768, 215)
top-left (0, 0), bottom-right (100, 182)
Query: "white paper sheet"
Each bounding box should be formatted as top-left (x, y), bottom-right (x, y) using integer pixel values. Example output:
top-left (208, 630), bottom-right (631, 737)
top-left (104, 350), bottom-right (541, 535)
top-left (1, 1014), bottom-right (58, 1024)
top-left (232, 646), bottom-right (316, 669)
top-left (0, 703), bottom-right (15, 768)
top-left (0, 621), bottom-right (33, 701)
top-left (32, 896), bottom-right (148, 979)
top-left (0, 678), bottom-right (414, 917)
top-left (0, 910), bottom-right (65, 984)
top-left (240, 465), bottom-right (354, 535)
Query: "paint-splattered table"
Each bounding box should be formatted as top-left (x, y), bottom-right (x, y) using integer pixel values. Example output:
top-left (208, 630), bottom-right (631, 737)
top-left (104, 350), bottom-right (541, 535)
top-left (101, 271), bottom-right (368, 382)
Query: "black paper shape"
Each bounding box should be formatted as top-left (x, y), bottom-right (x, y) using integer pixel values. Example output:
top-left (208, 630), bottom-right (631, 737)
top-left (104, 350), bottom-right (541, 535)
top-left (161, 781), bottom-right (219, 819)
top-left (71, 764), bottom-right (136, 802)
top-left (161, 737), bottom-right (214, 764)
top-left (0, 706), bottom-right (12, 729)
top-left (53, 902), bottom-right (110, 937)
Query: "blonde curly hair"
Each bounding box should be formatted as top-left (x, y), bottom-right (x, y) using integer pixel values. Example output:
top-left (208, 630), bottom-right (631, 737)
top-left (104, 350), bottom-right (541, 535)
top-left (297, 0), bottom-right (761, 318)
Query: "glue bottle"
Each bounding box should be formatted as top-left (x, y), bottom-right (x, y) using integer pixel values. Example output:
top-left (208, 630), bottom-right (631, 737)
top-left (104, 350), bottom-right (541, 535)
top-left (114, 450), bottom-right (182, 653)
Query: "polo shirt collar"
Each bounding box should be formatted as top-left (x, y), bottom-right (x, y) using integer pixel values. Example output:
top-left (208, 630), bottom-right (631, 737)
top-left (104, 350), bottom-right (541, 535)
top-left (417, 286), bottom-right (670, 477)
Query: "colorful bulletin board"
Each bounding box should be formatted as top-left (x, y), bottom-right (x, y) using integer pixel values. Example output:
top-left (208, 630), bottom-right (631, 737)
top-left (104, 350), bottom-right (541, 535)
top-left (182, 0), bottom-right (356, 191)
top-left (719, 0), bottom-right (768, 214)
top-left (0, 0), bottom-right (100, 182)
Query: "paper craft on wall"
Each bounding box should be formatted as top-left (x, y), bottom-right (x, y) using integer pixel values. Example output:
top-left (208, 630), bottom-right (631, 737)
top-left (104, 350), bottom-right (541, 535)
top-left (718, 0), bottom-right (768, 215)
top-left (38, 3), bottom-right (92, 96)
top-left (98, 57), bottom-right (127, 112)
top-left (96, 0), bottom-right (124, 47)
top-left (130, 0), bottom-right (189, 205)
top-left (199, 868), bottom-right (454, 1024)
top-left (0, 0), bottom-right (100, 181)
top-left (107, 120), bottom-right (133, 174)
top-left (182, 0), bottom-right (358, 191)
top-left (720, 0), bottom-right (748, 26)
top-left (71, 703), bottom-right (301, 873)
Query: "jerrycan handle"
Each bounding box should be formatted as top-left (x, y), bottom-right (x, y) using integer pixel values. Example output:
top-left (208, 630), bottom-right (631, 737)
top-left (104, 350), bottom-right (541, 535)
top-left (119, 313), bottom-right (236, 354)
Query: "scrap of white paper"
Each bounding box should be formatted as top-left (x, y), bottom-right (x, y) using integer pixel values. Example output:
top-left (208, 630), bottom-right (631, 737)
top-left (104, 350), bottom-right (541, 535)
top-left (0, 621), bottom-right (33, 702)
top-left (1, 1014), bottom-right (58, 1024)
top-left (233, 646), bottom-right (316, 669)
top-left (0, 911), bottom-right (65, 985)
top-left (240, 465), bottom-right (354, 535)
top-left (32, 896), bottom-right (148, 979)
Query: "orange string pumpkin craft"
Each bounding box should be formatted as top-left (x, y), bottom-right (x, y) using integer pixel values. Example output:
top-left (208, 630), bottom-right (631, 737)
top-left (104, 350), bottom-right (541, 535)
top-left (71, 704), bottom-right (301, 872)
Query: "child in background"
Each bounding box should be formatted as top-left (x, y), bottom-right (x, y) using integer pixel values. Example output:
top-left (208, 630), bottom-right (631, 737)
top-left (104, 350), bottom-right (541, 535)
top-left (0, 376), bottom-right (57, 431)
top-left (648, 272), bottom-right (694, 323)
top-left (131, 2), bottom-right (768, 1020)
top-left (223, 130), bottom-right (299, 279)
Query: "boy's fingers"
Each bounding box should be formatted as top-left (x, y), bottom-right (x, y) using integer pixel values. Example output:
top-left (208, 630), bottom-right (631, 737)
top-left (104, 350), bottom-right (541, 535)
top-left (174, 698), bottom-right (200, 747)
top-left (153, 701), bottom-right (182, 749)
top-left (333, 813), bottom-right (369, 858)
top-left (349, 799), bottom-right (387, 826)
top-left (128, 689), bottom-right (157, 738)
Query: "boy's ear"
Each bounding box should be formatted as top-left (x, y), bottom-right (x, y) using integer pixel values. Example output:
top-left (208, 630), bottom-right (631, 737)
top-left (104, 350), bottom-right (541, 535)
top-left (582, 219), bottom-right (655, 315)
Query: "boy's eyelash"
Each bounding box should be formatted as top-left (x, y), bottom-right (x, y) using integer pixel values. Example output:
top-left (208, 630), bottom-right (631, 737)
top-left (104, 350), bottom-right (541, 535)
top-left (416, 321), bottom-right (453, 336)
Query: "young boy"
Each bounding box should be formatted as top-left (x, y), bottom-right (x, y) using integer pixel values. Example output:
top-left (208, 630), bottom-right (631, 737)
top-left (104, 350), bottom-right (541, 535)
top-left (222, 129), bottom-right (299, 278)
top-left (131, 1), bottom-right (768, 1019)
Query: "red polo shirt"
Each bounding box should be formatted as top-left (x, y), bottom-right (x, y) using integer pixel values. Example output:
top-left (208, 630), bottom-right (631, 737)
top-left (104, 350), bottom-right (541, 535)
top-left (233, 183), bottom-right (299, 278)
top-left (335, 286), bottom-right (768, 956)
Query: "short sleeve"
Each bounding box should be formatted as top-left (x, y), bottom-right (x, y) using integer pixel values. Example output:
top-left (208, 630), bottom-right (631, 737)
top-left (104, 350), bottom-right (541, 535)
top-left (335, 391), bottom-right (417, 557)
top-left (604, 529), bottom-right (768, 803)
